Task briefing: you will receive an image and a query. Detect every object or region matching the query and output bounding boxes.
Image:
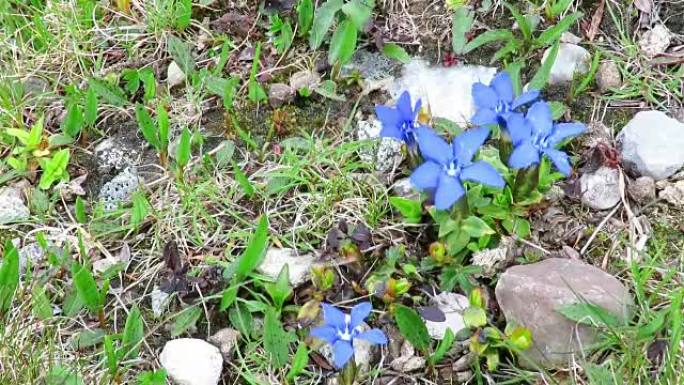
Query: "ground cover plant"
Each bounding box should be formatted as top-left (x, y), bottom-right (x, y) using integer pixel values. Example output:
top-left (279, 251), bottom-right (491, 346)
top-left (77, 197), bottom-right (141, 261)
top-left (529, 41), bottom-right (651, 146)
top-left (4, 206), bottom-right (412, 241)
top-left (1, 1), bottom-right (684, 385)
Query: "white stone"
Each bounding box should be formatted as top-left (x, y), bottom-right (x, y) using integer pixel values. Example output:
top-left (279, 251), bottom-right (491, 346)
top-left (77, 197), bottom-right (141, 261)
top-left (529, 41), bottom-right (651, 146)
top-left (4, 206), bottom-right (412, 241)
top-left (160, 338), bottom-right (223, 385)
top-left (289, 70), bottom-right (320, 91)
top-left (356, 118), bottom-right (404, 172)
top-left (388, 59), bottom-right (496, 126)
top-left (580, 166), bottom-right (621, 210)
top-left (257, 248), bottom-right (317, 287)
top-left (639, 24), bottom-right (671, 58)
top-left (98, 167), bottom-right (141, 211)
top-left (0, 186), bottom-right (29, 224)
top-left (660, 180), bottom-right (684, 207)
top-left (392, 177), bottom-right (420, 200)
top-left (542, 43), bottom-right (591, 85)
top-left (618, 111), bottom-right (684, 180)
top-left (471, 237), bottom-right (513, 276)
top-left (424, 292), bottom-right (469, 340)
top-left (167, 61), bottom-right (186, 87)
top-left (560, 32), bottom-right (582, 44)
top-left (151, 286), bottom-right (171, 319)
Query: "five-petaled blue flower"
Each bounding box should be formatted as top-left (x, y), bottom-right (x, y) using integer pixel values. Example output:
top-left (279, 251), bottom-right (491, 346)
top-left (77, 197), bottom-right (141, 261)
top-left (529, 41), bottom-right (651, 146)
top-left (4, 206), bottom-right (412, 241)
top-left (471, 72), bottom-right (540, 127)
top-left (375, 91), bottom-right (422, 148)
top-left (410, 126), bottom-right (505, 210)
top-left (507, 101), bottom-right (586, 176)
top-left (310, 302), bottom-right (388, 369)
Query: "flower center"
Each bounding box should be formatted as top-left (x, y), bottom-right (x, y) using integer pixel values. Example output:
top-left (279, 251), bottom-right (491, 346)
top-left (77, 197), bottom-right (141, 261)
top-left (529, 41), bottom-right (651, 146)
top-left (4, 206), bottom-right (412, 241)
top-left (337, 314), bottom-right (353, 341)
top-left (532, 132), bottom-right (551, 149)
top-left (444, 160), bottom-right (461, 177)
top-left (494, 100), bottom-right (509, 114)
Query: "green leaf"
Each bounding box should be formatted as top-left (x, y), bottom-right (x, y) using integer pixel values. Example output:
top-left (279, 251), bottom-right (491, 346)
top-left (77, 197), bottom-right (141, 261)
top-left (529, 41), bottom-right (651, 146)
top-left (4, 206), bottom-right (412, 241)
top-left (491, 39), bottom-right (519, 63)
top-left (464, 29), bottom-right (513, 54)
top-left (463, 306), bottom-right (487, 328)
top-left (264, 307), bottom-right (291, 369)
top-left (135, 104), bottom-right (159, 149)
top-left (157, 104), bottom-right (169, 151)
top-left (556, 302), bottom-right (623, 328)
top-left (84, 87), bottom-right (98, 128)
top-left (120, 306), bottom-right (144, 359)
top-left (528, 40), bottom-right (559, 91)
top-left (506, 61), bottom-right (523, 96)
top-left (73, 263), bottom-right (103, 314)
top-left (39, 149), bottom-right (70, 190)
top-left (229, 302), bottom-right (253, 336)
top-left (46, 366), bottom-right (85, 385)
top-left (394, 304), bottom-right (431, 353)
top-left (669, 289), bottom-right (683, 360)
top-left (130, 191), bottom-right (150, 227)
top-left (328, 20), bottom-right (357, 65)
top-left (637, 311), bottom-right (666, 339)
top-left (429, 327), bottom-right (455, 365)
top-left (167, 35), bottom-right (195, 75)
top-left (535, 12), bottom-right (582, 46)
top-left (104, 335), bottom-right (119, 375)
top-left (314, 79), bottom-right (346, 101)
top-left (171, 306), bottom-right (202, 337)
top-left (297, 0), bottom-right (314, 37)
top-left (452, 6), bottom-right (474, 55)
top-left (286, 343), bottom-right (309, 381)
top-left (31, 285), bottom-right (53, 320)
top-left (139, 68), bottom-right (157, 102)
top-left (137, 369), bottom-right (167, 385)
top-left (0, 240), bottom-right (20, 312)
top-left (232, 161), bottom-right (255, 198)
top-left (70, 328), bottom-right (106, 350)
top-left (583, 363), bottom-right (616, 385)
top-left (341, 0), bottom-right (373, 30)
top-left (89, 78), bottom-right (127, 107)
top-left (549, 0), bottom-right (573, 18)
top-left (382, 43), bottom-right (411, 64)
top-left (574, 50), bottom-right (601, 96)
top-left (309, 0), bottom-right (344, 50)
top-left (505, 325), bottom-right (532, 350)
top-left (504, 2), bottom-right (531, 41)
top-left (174, 0), bottom-right (192, 31)
top-left (485, 351), bottom-right (500, 371)
top-left (176, 127), bottom-right (192, 168)
top-left (461, 216), bottom-right (495, 237)
top-left (549, 101), bottom-right (567, 120)
top-left (234, 215), bottom-right (269, 281)
top-left (265, 264), bottom-right (293, 310)
top-left (61, 102), bottom-right (84, 138)
top-left (389, 196), bottom-right (422, 224)
top-left (220, 285), bottom-right (238, 311)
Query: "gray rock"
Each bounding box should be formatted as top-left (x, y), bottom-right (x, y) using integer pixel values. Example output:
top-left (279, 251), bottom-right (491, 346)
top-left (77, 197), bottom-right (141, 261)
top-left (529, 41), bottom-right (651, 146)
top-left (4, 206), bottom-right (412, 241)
top-left (618, 111), bottom-right (684, 180)
top-left (659, 180), bottom-right (684, 207)
top-left (389, 60), bottom-right (497, 126)
top-left (95, 138), bottom-right (138, 173)
top-left (167, 61), bottom-right (186, 87)
top-left (560, 32), bottom-right (582, 44)
top-left (495, 258), bottom-right (633, 369)
top-left (289, 70), bottom-right (320, 92)
top-left (424, 292), bottom-right (469, 340)
top-left (639, 24), bottom-right (671, 58)
top-left (471, 237), bottom-right (514, 276)
top-left (628, 176), bottom-right (656, 203)
top-left (18, 242), bottom-right (46, 273)
top-left (151, 286), bottom-right (171, 319)
top-left (542, 43), bottom-right (591, 85)
top-left (257, 248), bottom-right (317, 287)
top-left (391, 177), bottom-right (420, 200)
top-left (0, 186), bottom-right (30, 224)
top-left (580, 166), bottom-right (621, 210)
top-left (357, 118), bottom-right (403, 172)
top-left (595, 61), bottom-right (622, 92)
top-left (342, 49), bottom-right (398, 92)
top-left (98, 168), bottom-right (141, 211)
top-left (390, 341), bottom-right (426, 372)
top-left (160, 338), bottom-right (223, 385)
top-left (268, 83), bottom-right (294, 108)
top-left (208, 328), bottom-right (240, 361)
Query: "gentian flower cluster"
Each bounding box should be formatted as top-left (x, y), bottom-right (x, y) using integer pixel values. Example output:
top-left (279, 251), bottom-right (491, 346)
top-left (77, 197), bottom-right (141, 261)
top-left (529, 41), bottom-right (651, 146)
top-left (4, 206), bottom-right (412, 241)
top-left (471, 72), bottom-right (540, 127)
top-left (310, 302), bottom-right (387, 369)
top-left (375, 91), bottom-right (422, 150)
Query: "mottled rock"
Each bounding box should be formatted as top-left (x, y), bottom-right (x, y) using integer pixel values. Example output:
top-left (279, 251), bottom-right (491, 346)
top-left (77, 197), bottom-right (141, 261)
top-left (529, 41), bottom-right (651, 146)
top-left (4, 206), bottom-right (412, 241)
top-left (424, 292), bottom-right (469, 340)
top-left (342, 49), bottom-right (398, 92)
top-left (167, 61), bottom-right (186, 87)
top-left (639, 24), bottom-right (671, 58)
top-left (595, 61), bottom-right (622, 92)
top-left (580, 166), bottom-right (621, 210)
top-left (23, 76), bottom-right (51, 101)
top-left (659, 180), bottom-right (684, 207)
top-left (98, 168), bottom-right (141, 211)
top-left (0, 185), bottom-right (30, 224)
top-left (389, 60), bottom-right (496, 126)
top-left (160, 339), bottom-right (223, 385)
top-left (391, 177), bottom-right (420, 200)
top-left (357, 118), bottom-right (403, 172)
top-left (542, 43), bottom-right (591, 85)
top-left (628, 176), bottom-right (656, 203)
top-left (268, 83), bottom-right (294, 108)
top-left (495, 258), bottom-right (632, 368)
top-left (560, 31), bottom-right (582, 44)
top-left (208, 328), bottom-right (240, 361)
top-left (289, 70), bottom-right (320, 92)
top-left (471, 237), bottom-right (514, 276)
top-left (151, 286), bottom-right (171, 319)
top-left (257, 248), bottom-right (317, 287)
top-left (390, 341), bottom-right (426, 372)
top-left (18, 242), bottom-right (45, 273)
top-left (618, 111), bottom-right (684, 180)
top-left (95, 138), bottom-right (138, 173)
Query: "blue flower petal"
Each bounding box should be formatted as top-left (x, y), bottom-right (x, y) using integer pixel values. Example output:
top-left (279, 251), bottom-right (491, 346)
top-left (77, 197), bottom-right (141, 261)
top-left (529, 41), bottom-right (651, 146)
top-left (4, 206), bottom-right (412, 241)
top-left (526, 102), bottom-right (553, 136)
top-left (509, 141), bottom-right (541, 169)
top-left (350, 302), bottom-right (372, 329)
top-left (396, 91), bottom-right (414, 120)
top-left (411, 161), bottom-right (442, 190)
top-left (416, 126), bottom-right (451, 165)
top-left (472, 83), bottom-right (498, 109)
top-left (471, 108), bottom-right (498, 126)
top-left (413, 98), bottom-right (423, 117)
top-left (505, 113), bottom-right (532, 145)
top-left (379, 124), bottom-right (404, 141)
top-left (434, 173), bottom-right (465, 210)
top-left (322, 303), bottom-right (347, 330)
top-left (375, 106), bottom-right (402, 139)
top-left (355, 329), bottom-right (388, 345)
top-left (452, 127), bottom-right (490, 164)
top-left (491, 72), bottom-right (514, 103)
top-left (511, 90), bottom-right (540, 109)
top-left (310, 326), bottom-right (339, 345)
top-left (547, 122), bottom-right (587, 146)
top-left (332, 340), bottom-right (355, 369)
top-left (461, 161), bottom-right (505, 188)
top-left (543, 148), bottom-right (572, 176)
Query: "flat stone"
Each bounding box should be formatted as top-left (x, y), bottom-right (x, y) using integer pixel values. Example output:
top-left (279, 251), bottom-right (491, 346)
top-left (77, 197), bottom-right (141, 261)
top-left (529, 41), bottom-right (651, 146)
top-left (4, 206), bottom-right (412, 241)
top-left (580, 166), bottom-right (621, 210)
top-left (167, 61), bottom-right (186, 87)
top-left (542, 43), bottom-right (591, 85)
top-left (257, 248), bottom-right (317, 287)
top-left (357, 118), bottom-right (403, 172)
top-left (659, 180), bottom-right (684, 207)
top-left (639, 24), bottom-right (671, 58)
top-left (471, 237), bottom-right (513, 276)
top-left (0, 186), bottom-right (30, 224)
top-left (628, 176), bottom-right (656, 203)
top-left (389, 59), bottom-right (496, 126)
top-left (390, 341), bottom-right (426, 372)
top-left (495, 258), bottom-right (633, 369)
top-left (95, 138), bottom-right (138, 173)
top-left (160, 338), bottom-right (223, 385)
top-left (208, 328), bottom-right (240, 361)
top-left (289, 70), bottom-right (320, 92)
top-left (98, 168), bottom-right (141, 212)
top-left (618, 111), bottom-right (684, 180)
top-left (424, 292), bottom-right (469, 340)
top-left (268, 83), bottom-right (294, 107)
top-left (595, 61), bottom-right (622, 92)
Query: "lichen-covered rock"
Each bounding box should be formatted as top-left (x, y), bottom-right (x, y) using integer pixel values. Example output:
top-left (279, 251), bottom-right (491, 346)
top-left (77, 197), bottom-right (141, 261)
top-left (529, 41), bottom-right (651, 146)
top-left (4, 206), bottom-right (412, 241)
top-left (256, 248), bottom-right (317, 287)
top-left (95, 138), bottom-right (139, 173)
top-left (289, 70), bottom-right (320, 92)
top-left (659, 180), bottom-right (684, 207)
top-left (580, 166), bottom-right (621, 210)
top-left (356, 118), bottom-right (404, 172)
top-left (495, 258), bottom-right (633, 369)
top-left (391, 177), bottom-right (420, 201)
top-left (628, 176), bottom-right (656, 203)
top-left (160, 339), bottom-right (223, 385)
top-left (639, 24), bottom-right (671, 58)
top-left (98, 168), bottom-right (141, 211)
top-left (0, 185), bottom-right (30, 224)
top-left (595, 61), bottom-right (622, 92)
top-left (542, 43), bottom-right (591, 85)
top-left (208, 328), bottom-right (240, 361)
top-left (471, 237), bottom-right (514, 276)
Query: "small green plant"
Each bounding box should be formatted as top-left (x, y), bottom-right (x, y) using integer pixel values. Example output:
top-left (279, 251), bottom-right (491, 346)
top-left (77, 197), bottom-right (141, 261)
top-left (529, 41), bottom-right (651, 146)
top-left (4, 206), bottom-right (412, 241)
top-left (38, 148), bottom-right (70, 189)
top-left (135, 103), bottom-right (170, 167)
top-left (394, 304), bottom-right (458, 367)
top-left (0, 240), bottom-right (20, 314)
top-left (137, 369), bottom-right (167, 385)
top-left (72, 261), bottom-right (109, 327)
top-left (269, 14), bottom-right (294, 55)
top-left (175, 127), bottom-right (192, 181)
top-left (247, 43), bottom-right (267, 104)
top-left (6, 116), bottom-right (48, 172)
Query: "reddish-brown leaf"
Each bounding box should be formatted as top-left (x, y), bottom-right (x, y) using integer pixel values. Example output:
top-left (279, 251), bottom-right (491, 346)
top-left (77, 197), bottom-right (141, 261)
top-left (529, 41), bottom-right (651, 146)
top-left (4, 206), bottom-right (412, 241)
top-left (585, 0), bottom-right (605, 42)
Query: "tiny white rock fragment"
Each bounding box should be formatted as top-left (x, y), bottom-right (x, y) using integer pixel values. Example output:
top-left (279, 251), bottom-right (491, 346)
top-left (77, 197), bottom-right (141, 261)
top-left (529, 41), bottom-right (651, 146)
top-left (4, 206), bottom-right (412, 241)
top-left (257, 248), bottom-right (317, 287)
top-left (167, 61), bottom-right (186, 87)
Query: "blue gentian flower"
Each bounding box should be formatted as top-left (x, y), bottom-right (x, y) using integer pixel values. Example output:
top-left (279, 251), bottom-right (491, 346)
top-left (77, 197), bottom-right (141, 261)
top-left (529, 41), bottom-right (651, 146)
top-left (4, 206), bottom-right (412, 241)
top-left (471, 72), bottom-right (540, 127)
top-left (508, 101), bottom-right (586, 176)
top-left (410, 126), bottom-right (505, 210)
top-left (375, 91), bottom-right (422, 148)
top-left (310, 302), bottom-right (387, 369)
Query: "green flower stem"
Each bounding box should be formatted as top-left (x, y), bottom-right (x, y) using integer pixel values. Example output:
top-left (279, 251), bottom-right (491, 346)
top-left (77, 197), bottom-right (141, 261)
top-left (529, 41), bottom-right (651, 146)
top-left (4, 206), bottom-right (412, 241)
top-left (512, 165), bottom-right (540, 202)
top-left (498, 130), bottom-right (513, 165)
top-left (450, 195), bottom-right (470, 222)
top-left (339, 359), bottom-right (357, 385)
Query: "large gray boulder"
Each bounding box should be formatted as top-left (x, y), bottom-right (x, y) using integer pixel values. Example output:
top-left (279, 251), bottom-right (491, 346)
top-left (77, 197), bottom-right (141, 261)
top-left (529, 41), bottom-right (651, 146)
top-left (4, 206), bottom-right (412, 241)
top-left (618, 111), bottom-right (684, 180)
top-left (495, 258), bottom-right (632, 369)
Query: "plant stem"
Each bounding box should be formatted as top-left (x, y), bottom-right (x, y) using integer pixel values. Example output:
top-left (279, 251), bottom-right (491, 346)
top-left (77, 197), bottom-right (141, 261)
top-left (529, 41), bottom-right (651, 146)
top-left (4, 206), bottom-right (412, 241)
top-left (98, 308), bottom-right (107, 328)
top-left (498, 131), bottom-right (512, 165)
top-left (512, 165), bottom-right (540, 202)
top-left (339, 359), bottom-right (357, 385)
top-left (450, 195), bottom-right (470, 222)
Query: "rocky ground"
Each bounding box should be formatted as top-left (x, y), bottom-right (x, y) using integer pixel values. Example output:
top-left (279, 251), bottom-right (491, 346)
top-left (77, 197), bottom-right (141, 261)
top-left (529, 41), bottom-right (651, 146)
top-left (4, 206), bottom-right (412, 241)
top-left (1, 1), bottom-right (684, 385)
